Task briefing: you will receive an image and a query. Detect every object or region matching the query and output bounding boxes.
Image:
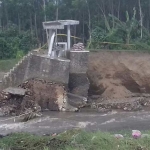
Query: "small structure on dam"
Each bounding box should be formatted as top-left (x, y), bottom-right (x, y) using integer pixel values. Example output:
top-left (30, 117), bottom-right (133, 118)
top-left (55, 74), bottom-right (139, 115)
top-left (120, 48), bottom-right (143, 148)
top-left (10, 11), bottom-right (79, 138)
top-left (43, 20), bottom-right (79, 57)
top-left (0, 20), bottom-right (89, 115)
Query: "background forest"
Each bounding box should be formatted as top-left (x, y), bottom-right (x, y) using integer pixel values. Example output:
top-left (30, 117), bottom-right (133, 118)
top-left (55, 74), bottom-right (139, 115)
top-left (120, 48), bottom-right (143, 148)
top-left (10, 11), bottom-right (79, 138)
top-left (0, 0), bottom-right (150, 59)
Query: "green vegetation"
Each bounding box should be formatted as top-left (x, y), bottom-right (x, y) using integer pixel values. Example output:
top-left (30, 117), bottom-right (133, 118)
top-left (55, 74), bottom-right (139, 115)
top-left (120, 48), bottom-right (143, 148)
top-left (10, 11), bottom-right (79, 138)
top-left (0, 0), bottom-right (150, 59)
top-left (0, 59), bottom-right (19, 72)
top-left (0, 26), bottom-right (38, 59)
top-left (0, 130), bottom-right (150, 150)
top-left (90, 7), bottom-right (150, 50)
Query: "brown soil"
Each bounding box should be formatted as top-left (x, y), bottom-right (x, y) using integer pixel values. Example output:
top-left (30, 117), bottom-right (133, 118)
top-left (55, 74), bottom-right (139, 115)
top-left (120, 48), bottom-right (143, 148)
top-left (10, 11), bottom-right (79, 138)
top-left (88, 51), bottom-right (150, 100)
top-left (19, 78), bottom-right (68, 111)
top-left (0, 78), bottom-right (68, 116)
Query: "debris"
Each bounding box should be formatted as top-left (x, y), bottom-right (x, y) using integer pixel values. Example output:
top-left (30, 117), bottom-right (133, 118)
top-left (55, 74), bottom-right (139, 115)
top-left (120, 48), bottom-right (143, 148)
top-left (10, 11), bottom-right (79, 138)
top-left (114, 134), bottom-right (124, 139)
top-left (0, 106), bottom-right (15, 116)
top-left (132, 130), bottom-right (141, 139)
top-left (52, 133), bottom-right (57, 137)
top-left (71, 43), bottom-right (85, 51)
top-left (22, 110), bottom-right (42, 122)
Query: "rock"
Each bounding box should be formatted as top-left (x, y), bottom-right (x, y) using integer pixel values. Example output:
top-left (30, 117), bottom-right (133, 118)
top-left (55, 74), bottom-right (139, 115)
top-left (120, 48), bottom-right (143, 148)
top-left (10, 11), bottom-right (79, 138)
top-left (52, 133), bottom-right (57, 136)
top-left (114, 134), bottom-right (124, 139)
top-left (3, 87), bottom-right (26, 96)
top-left (67, 93), bottom-right (87, 108)
top-left (97, 107), bottom-right (111, 113)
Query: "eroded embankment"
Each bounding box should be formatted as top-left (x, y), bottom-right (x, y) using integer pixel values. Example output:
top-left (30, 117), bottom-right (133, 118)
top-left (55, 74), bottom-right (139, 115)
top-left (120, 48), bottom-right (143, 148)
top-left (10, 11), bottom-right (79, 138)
top-left (88, 51), bottom-right (150, 100)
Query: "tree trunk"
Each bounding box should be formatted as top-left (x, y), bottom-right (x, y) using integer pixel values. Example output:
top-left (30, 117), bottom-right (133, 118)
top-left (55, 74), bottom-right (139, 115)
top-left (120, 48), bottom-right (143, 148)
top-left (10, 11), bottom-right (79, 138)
top-left (117, 0), bottom-right (120, 19)
top-left (30, 14), bottom-right (33, 39)
top-left (139, 0), bottom-right (143, 39)
top-left (111, 0), bottom-right (115, 28)
top-left (34, 13), bottom-right (39, 44)
top-left (126, 33), bottom-right (130, 44)
top-left (3, 0), bottom-right (8, 29)
top-left (85, 0), bottom-right (91, 48)
top-left (82, 12), bottom-right (85, 44)
top-left (18, 13), bottom-right (21, 34)
top-left (43, 0), bottom-right (46, 21)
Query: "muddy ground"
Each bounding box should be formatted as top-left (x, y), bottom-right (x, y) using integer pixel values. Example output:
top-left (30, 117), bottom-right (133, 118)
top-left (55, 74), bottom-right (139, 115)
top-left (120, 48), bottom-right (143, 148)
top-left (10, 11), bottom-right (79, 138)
top-left (88, 51), bottom-right (150, 100)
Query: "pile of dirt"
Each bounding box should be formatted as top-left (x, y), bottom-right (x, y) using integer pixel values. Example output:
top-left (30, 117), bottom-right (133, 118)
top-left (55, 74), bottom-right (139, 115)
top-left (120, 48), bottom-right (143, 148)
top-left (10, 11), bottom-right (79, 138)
top-left (88, 51), bottom-right (150, 100)
top-left (0, 78), bottom-right (68, 116)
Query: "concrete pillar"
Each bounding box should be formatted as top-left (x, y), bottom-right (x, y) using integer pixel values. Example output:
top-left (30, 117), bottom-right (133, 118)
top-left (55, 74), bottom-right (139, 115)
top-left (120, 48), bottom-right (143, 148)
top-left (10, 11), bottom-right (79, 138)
top-left (48, 30), bottom-right (55, 57)
top-left (68, 51), bottom-right (89, 97)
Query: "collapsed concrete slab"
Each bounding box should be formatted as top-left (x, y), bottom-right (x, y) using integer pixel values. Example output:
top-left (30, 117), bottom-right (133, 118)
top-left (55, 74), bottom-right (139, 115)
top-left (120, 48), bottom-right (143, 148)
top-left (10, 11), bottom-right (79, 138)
top-left (3, 87), bottom-right (27, 96)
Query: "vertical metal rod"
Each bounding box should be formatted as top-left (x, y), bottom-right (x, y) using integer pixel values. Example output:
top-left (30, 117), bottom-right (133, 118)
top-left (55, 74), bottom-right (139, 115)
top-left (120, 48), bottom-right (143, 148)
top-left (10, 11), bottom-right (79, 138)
top-left (67, 25), bottom-right (71, 50)
top-left (55, 0), bottom-right (58, 46)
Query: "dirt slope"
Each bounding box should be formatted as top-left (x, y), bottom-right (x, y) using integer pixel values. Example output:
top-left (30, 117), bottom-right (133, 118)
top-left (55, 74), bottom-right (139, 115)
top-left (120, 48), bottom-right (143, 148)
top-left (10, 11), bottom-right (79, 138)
top-left (88, 51), bottom-right (150, 99)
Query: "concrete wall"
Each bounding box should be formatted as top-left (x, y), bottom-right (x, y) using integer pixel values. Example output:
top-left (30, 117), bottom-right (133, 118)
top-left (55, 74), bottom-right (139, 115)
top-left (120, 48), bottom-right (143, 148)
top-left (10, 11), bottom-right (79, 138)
top-left (0, 50), bottom-right (89, 99)
top-left (0, 50), bottom-right (90, 112)
top-left (0, 53), bottom-right (70, 89)
top-left (27, 55), bottom-right (70, 85)
top-left (1, 53), bottom-right (31, 89)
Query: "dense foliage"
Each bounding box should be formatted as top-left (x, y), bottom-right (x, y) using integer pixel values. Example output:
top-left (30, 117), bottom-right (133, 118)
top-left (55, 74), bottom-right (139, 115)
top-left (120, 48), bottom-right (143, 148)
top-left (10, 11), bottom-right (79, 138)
top-left (0, 25), bottom-right (38, 59)
top-left (1, 0), bottom-right (150, 58)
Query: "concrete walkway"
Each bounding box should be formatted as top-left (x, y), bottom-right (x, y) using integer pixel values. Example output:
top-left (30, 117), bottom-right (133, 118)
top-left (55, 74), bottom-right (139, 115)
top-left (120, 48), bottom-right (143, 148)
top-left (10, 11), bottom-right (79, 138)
top-left (1, 111), bottom-right (150, 135)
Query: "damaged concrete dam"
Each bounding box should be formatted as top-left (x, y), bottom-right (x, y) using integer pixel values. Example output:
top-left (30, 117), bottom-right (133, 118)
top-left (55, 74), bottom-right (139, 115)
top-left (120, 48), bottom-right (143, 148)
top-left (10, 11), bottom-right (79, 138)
top-left (1, 50), bottom-right (150, 117)
top-left (0, 48), bottom-right (89, 116)
top-left (1, 20), bottom-right (150, 117)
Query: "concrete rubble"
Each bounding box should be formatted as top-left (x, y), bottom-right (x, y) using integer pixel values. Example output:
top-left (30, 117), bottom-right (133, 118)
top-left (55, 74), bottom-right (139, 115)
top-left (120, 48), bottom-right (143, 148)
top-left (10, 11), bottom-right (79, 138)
top-left (91, 97), bottom-right (150, 112)
top-left (0, 78), bottom-right (88, 117)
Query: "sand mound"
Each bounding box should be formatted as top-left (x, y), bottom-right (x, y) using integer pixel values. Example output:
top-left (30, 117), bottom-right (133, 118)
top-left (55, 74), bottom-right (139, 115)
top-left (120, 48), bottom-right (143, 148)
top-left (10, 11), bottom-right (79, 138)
top-left (88, 51), bottom-right (150, 99)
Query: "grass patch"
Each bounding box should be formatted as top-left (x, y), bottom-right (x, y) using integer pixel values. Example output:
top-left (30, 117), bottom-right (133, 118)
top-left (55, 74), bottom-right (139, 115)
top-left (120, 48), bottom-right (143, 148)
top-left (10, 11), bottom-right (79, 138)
top-left (0, 59), bottom-right (20, 72)
top-left (0, 130), bottom-right (150, 150)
